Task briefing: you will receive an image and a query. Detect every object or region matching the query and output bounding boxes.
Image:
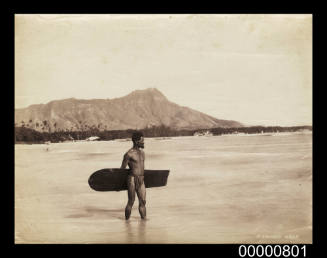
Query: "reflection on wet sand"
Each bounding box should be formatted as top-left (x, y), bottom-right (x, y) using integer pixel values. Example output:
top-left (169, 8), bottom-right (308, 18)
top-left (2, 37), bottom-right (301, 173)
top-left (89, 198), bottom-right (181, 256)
top-left (125, 219), bottom-right (147, 243)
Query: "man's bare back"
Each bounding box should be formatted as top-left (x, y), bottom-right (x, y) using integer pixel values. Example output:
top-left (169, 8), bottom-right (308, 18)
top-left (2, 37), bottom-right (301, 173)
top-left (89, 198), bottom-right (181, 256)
top-left (122, 148), bottom-right (145, 176)
top-left (120, 132), bottom-right (146, 220)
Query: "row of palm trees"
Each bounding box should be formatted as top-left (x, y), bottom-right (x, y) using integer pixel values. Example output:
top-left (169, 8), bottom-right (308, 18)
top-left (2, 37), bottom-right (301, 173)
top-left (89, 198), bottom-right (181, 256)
top-left (15, 119), bottom-right (109, 133)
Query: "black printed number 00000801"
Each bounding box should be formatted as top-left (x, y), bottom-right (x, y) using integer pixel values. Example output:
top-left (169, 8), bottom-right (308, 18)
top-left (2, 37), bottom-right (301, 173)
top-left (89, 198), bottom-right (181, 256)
top-left (238, 245), bottom-right (306, 257)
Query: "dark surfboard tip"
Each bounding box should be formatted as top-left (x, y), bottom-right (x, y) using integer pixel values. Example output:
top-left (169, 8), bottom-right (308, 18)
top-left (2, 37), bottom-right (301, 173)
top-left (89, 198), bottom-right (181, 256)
top-left (88, 168), bottom-right (170, 191)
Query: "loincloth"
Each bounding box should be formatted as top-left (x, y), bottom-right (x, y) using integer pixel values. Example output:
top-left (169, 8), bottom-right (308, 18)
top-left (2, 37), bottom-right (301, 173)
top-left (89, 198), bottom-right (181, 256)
top-left (128, 174), bottom-right (144, 190)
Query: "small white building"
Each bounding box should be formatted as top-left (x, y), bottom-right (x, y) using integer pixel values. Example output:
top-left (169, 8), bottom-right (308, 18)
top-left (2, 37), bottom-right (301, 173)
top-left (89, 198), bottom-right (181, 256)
top-left (194, 130), bottom-right (213, 136)
top-left (86, 136), bottom-right (100, 141)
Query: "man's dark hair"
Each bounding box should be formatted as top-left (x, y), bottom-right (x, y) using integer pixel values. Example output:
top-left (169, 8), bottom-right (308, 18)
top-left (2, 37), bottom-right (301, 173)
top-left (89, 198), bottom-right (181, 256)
top-left (132, 131), bottom-right (143, 142)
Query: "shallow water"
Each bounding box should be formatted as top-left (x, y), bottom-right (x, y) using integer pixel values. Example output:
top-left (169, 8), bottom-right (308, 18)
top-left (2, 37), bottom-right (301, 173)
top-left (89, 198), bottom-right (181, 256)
top-left (15, 133), bottom-right (312, 243)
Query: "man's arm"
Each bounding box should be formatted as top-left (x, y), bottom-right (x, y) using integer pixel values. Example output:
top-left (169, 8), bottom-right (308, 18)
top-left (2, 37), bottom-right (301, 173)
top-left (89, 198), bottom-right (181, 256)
top-left (120, 153), bottom-right (129, 169)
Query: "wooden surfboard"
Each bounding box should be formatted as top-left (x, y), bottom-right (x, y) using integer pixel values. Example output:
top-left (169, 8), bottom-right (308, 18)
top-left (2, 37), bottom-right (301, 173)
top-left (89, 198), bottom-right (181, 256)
top-left (88, 168), bottom-right (170, 191)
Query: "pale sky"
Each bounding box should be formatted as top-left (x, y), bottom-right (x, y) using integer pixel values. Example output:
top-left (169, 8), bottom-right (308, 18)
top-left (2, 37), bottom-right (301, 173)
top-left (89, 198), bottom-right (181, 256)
top-left (15, 14), bottom-right (312, 126)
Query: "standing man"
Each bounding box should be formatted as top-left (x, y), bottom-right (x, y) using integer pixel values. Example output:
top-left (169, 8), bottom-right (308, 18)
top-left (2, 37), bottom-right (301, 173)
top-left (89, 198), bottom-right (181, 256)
top-left (120, 132), bottom-right (146, 220)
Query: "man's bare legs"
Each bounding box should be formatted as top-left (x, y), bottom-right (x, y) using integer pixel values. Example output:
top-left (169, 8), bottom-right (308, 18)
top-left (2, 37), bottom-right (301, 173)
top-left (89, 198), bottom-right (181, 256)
top-left (136, 182), bottom-right (146, 219)
top-left (125, 175), bottom-right (146, 220)
top-left (125, 176), bottom-right (135, 220)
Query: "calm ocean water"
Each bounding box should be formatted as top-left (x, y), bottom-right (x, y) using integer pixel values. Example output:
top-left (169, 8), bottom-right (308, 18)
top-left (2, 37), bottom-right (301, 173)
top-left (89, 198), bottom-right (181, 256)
top-left (15, 133), bottom-right (312, 243)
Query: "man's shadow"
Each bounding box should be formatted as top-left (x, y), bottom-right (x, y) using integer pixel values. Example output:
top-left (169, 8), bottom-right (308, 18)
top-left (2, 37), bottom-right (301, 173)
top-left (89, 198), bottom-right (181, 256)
top-left (66, 206), bottom-right (125, 220)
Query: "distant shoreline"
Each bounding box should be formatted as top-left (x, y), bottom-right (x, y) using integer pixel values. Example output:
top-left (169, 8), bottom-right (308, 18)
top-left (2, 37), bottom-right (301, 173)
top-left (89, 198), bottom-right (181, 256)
top-left (15, 126), bottom-right (312, 145)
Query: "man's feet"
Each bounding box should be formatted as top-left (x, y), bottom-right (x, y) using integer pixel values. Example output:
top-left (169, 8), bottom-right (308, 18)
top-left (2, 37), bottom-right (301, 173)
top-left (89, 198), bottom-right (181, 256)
top-left (125, 206), bottom-right (132, 220)
top-left (139, 205), bottom-right (146, 219)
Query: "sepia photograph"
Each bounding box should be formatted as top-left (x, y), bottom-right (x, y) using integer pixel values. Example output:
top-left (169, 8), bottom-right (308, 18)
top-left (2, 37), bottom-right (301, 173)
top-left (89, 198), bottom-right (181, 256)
top-left (15, 14), bottom-right (312, 244)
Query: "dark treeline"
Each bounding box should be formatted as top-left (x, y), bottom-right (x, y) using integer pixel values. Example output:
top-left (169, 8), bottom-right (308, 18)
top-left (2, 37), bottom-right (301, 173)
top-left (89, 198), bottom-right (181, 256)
top-left (210, 125), bottom-right (312, 136)
top-left (14, 125), bottom-right (196, 144)
top-left (14, 125), bottom-right (312, 144)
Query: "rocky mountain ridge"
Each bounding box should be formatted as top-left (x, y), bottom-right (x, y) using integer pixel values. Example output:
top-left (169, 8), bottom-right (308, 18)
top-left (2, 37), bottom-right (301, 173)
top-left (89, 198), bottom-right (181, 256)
top-left (15, 88), bottom-right (243, 132)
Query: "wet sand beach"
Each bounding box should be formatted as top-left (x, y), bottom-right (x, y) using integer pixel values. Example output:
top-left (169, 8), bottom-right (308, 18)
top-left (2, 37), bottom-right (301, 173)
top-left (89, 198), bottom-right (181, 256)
top-left (15, 133), bottom-right (312, 243)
